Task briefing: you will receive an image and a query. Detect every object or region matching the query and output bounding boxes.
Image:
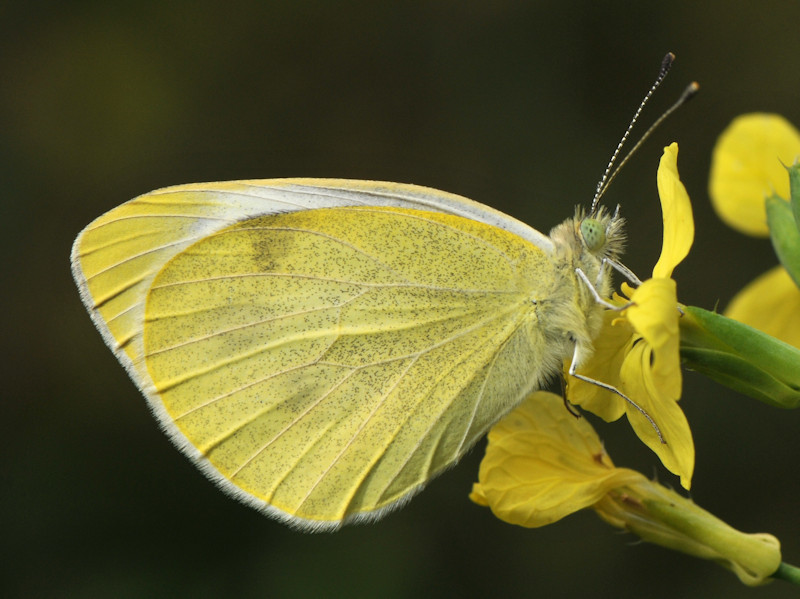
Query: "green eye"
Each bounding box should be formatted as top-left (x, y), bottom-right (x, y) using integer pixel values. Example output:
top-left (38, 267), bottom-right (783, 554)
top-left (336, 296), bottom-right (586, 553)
top-left (580, 218), bottom-right (606, 252)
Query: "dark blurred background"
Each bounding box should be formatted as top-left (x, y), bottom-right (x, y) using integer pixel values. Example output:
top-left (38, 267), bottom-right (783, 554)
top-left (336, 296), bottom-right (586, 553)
top-left (3, 2), bottom-right (800, 597)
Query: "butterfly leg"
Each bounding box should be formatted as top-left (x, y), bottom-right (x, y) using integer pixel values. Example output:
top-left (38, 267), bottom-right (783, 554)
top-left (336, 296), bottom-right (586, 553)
top-left (567, 343), bottom-right (665, 444)
top-left (575, 268), bottom-right (629, 310)
top-left (559, 375), bottom-right (582, 418)
top-left (604, 258), bottom-right (642, 287)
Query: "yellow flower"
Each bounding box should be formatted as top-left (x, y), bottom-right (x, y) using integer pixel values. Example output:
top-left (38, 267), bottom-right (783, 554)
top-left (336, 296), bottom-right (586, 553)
top-left (471, 391), bottom-right (782, 586)
top-left (709, 113), bottom-right (800, 348)
top-left (568, 143), bottom-right (694, 489)
top-left (709, 114), bottom-right (800, 237)
top-left (725, 266), bottom-right (800, 348)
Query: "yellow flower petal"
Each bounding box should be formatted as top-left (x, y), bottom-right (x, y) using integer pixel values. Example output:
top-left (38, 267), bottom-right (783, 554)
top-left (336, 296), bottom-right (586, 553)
top-left (725, 265), bottom-right (800, 349)
top-left (709, 114), bottom-right (800, 237)
top-left (623, 279), bottom-right (693, 488)
top-left (471, 391), bottom-right (641, 528)
top-left (619, 339), bottom-right (694, 489)
top-left (569, 280), bottom-right (694, 488)
top-left (565, 310), bottom-right (630, 422)
top-left (626, 279), bottom-right (682, 399)
top-left (473, 395), bottom-right (778, 585)
top-left (654, 143), bottom-right (694, 278)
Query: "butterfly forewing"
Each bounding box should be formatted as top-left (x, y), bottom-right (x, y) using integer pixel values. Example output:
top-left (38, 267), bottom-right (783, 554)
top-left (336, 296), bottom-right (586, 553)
top-left (142, 206), bottom-right (553, 524)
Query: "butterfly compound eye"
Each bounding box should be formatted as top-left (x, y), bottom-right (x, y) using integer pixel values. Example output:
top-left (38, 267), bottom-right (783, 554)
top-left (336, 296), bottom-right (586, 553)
top-left (580, 218), bottom-right (606, 252)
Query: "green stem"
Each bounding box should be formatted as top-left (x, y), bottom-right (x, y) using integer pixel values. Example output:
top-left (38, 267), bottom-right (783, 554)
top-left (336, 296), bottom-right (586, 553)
top-left (772, 562), bottom-right (800, 585)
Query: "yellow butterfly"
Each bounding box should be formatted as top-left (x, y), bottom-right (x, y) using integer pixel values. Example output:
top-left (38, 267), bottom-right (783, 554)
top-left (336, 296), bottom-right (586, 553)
top-left (71, 178), bottom-right (624, 530)
top-left (73, 55), bottom-right (689, 530)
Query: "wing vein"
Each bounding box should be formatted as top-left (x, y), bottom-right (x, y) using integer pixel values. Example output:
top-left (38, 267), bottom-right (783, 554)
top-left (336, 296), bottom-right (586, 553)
top-left (371, 311), bottom-right (528, 504)
top-left (145, 292), bottom-right (483, 358)
top-left (83, 213), bottom-right (235, 233)
top-left (298, 302), bottom-right (526, 515)
top-left (85, 238), bottom-right (195, 280)
top-left (295, 356), bottom-right (420, 515)
top-left (228, 367), bottom-right (360, 478)
top-left (229, 224), bottom-right (412, 284)
top-left (452, 325), bottom-right (520, 457)
top-left (144, 291), bottom-right (365, 358)
top-left (150, 271), bottom-right (515, 295)
top-left (342, 207), bottom-right (517, 269)
top-left (167, 292), bottom-right (495, 416)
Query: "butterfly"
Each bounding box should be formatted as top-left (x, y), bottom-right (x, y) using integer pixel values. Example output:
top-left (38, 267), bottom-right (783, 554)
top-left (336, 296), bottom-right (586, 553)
top-left (73, 54), bottom-right (687, 530)
top-left (71, 178), bottom-right (624, 530)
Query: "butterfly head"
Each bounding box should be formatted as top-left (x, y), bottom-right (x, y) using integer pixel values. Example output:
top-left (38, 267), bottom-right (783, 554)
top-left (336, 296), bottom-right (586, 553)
top-left (577, 205), bottom-right (625, 262)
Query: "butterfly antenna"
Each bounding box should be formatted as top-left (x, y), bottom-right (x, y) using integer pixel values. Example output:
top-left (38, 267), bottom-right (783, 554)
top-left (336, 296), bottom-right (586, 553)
top-left (600, 81), bottom-right (699, 200)
top-left (590, 52), bottom-right (675, 215)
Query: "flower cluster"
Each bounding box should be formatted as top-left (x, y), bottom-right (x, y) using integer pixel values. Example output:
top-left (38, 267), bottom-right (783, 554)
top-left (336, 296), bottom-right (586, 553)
top-left (709, 114), bottom-right (800, 348)
top-left (471, 391), bottom-right (781, 586)
top-left (473, 126), bottom-right (800, 586)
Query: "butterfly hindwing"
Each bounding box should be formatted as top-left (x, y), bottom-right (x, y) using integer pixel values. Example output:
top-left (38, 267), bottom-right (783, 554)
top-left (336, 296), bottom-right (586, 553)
top-left (143, 206), bottom-right (554, 526)
top-left (72, 180), bottom-right (558, 529)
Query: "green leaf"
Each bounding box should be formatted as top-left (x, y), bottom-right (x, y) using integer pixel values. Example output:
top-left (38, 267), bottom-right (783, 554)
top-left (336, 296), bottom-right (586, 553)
top-left (767, 195), bottom-right (800, 287)
top-left (680, 347), bottom-right (800, 408)
top-left (679, 306), bottom-right (800, 408)
top-left (790, 161), bottom-right (800, 226)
